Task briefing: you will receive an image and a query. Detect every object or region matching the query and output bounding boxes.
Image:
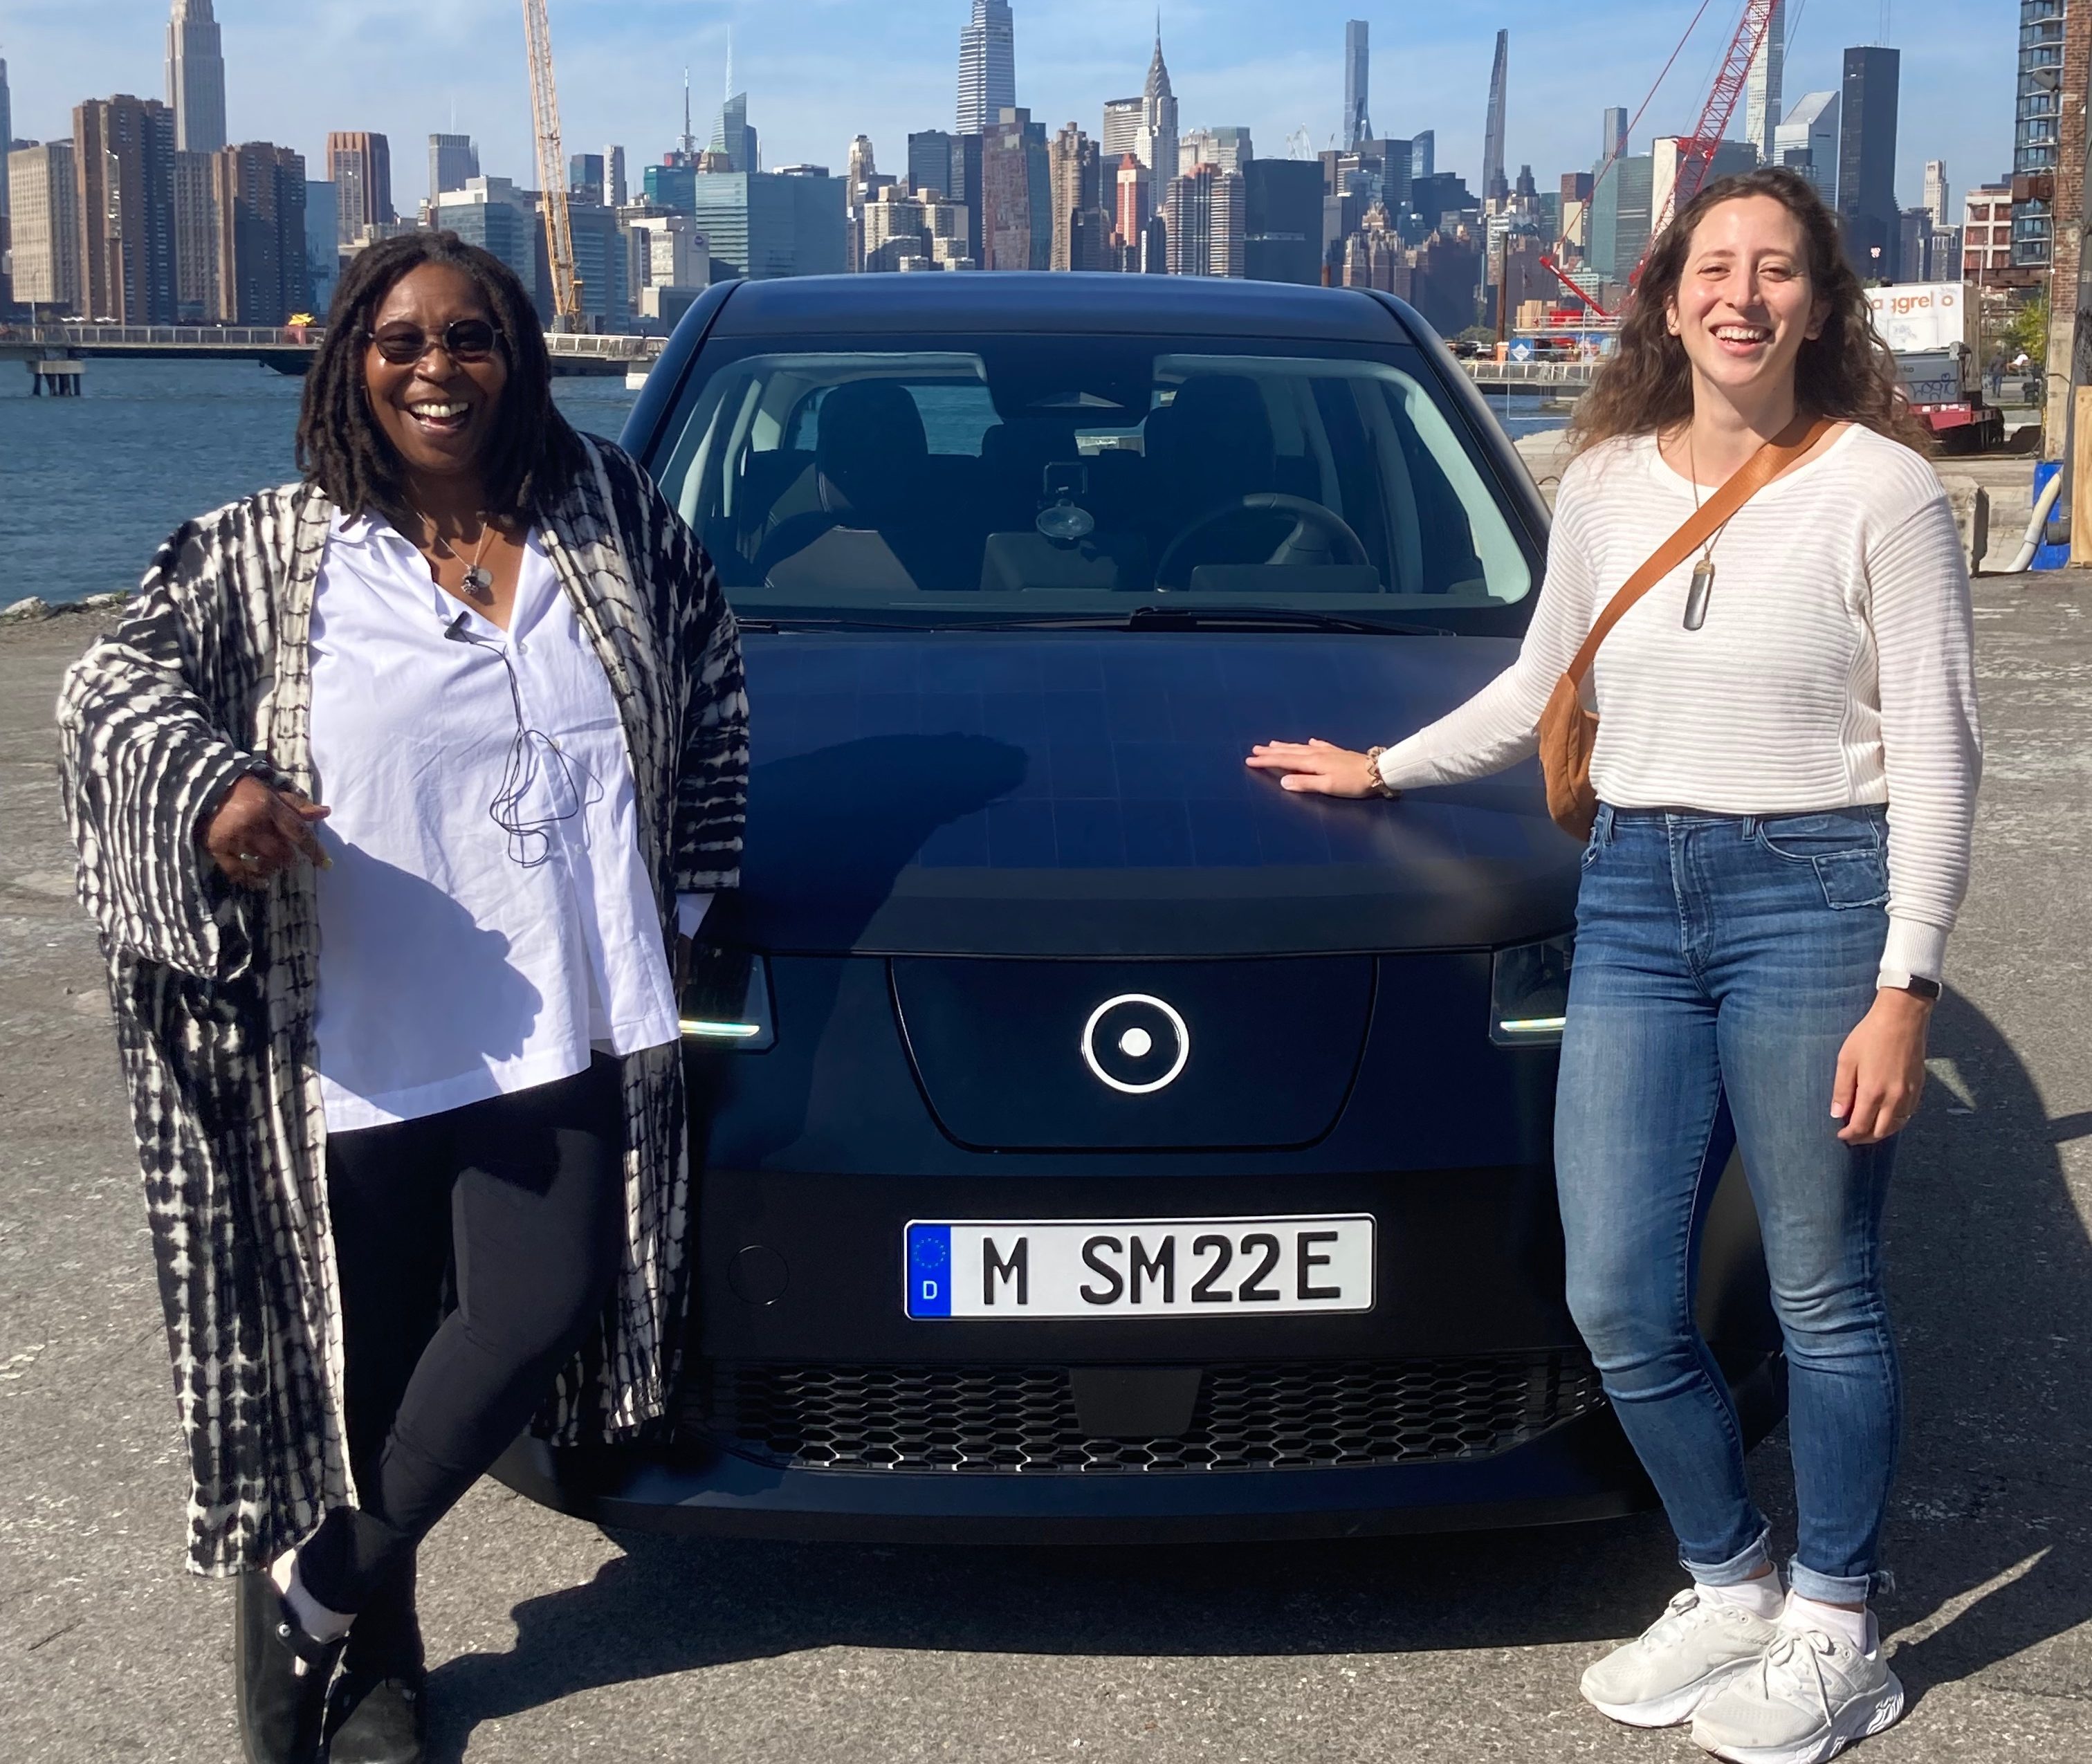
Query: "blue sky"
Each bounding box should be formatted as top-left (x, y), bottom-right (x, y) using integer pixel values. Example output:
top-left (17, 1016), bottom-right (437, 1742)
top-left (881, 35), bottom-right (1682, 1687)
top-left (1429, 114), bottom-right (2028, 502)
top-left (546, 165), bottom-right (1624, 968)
top-left (4, 0), bottom-right (2019, 220)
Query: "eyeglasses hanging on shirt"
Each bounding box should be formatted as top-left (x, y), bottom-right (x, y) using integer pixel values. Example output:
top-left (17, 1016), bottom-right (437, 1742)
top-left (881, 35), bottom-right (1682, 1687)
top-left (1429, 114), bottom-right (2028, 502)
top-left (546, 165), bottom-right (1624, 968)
top-left (443, 613), bottom-right (603, 866)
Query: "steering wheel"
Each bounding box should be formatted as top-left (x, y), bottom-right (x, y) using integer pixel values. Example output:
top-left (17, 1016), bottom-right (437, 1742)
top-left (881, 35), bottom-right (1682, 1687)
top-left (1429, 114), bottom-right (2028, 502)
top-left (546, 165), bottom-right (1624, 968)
top-left (1152, 493), bottom-right (1370, 589)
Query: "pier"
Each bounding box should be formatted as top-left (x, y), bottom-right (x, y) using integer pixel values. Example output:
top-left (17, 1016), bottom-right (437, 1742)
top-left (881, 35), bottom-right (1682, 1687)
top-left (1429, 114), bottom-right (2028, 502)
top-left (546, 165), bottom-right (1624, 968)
top-left (0, 323), bottom-right (667, 384)
top-left (1458, 358), bottom-right (1597, 396)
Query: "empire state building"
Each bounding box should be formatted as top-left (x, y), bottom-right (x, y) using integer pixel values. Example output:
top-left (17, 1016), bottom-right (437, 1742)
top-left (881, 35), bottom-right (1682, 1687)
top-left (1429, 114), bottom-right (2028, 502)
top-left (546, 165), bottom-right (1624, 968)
top-left (165, 0), bottom-right (227, 153)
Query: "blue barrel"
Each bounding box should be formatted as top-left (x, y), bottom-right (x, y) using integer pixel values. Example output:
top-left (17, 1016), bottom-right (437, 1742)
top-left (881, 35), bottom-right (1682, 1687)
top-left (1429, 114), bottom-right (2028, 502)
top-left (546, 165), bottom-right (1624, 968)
top-left (2033, 461), bottom-right (2070, 569)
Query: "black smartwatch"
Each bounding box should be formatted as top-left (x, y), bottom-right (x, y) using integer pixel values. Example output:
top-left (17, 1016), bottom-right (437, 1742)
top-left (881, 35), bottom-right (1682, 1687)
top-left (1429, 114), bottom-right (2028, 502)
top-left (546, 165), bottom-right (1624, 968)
top-left (1898, 976), bottom-right (1942, 1002)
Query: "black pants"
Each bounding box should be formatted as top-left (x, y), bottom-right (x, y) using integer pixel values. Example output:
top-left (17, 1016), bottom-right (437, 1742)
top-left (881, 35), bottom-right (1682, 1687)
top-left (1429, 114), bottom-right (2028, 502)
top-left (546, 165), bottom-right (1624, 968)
top-left (299, 1056), bottom-right (625, 1671)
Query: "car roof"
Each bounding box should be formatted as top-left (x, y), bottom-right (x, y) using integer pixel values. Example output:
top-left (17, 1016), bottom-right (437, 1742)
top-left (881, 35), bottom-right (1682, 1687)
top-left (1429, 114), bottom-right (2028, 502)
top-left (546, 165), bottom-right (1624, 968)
top-left (707, 272), bottom-right (1417, 342)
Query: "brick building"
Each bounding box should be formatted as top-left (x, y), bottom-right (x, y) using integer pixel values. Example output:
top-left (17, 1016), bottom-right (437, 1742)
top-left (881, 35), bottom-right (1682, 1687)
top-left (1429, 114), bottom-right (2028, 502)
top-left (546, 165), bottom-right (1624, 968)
top-left (1964, 183), bottom-right (2016, 286)
top-left (2041, 0), bottom-right (2092, 447)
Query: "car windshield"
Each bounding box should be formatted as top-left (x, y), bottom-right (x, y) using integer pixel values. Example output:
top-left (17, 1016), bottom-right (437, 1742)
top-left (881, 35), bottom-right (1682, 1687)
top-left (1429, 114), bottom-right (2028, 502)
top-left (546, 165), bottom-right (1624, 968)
top-left (651, 333), bottom-right (1534, 632)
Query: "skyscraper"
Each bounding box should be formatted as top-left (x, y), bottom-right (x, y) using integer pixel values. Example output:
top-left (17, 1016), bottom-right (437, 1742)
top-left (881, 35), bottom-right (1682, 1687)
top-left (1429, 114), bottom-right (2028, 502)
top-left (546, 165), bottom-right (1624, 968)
top-left (430, 134), bottom-right (479, 200)
top-left (2012, 0), bottom-right (2065, 269)
top-left (908, 131), bottom-right (984, 254)
top-left (713, 91), bottom-right (759, 174)
top-left (172, 149), bottom-right (219, 318)
top-left (165, 0), bottom-right (227, 154)
top-left (1047, 122), bottom-right (1102, 270)
top-left (980, 106), bottom-right (1048, 269)
top-left (1411, 131), bottom-right (1435, 180)
top-left (606, 145), bottom-right (627, 208)
top-left (1923, 159), bottom-right (1949, 228)
top-left (1179, 127), bottom-right (1252, 176)
top-left (1742, 0), bottom-right (1784, 165)
top-left (329, 132), bottom-right (395, 246)
top-left (1102, 97), bottom-right (1145, 163)
top-left (1482, 30), bottom-right (1508, 202)
top-left (75, 96), bottom-right (179, 322)
top-left (1113, 151), bottom-right (1150, 248)
top-left (1164, 163), bottom-right (1244, 277)
top-left (1244, 158), bottom-right (1322, 285)
top-left (848, 134), bottom-right (877, 196)
top-left (1773, 91), bottom-right (1839, 203)
top-left (8, 141), bottom-right (81, 309)
top-left (0, 59), bottom-right (12, 222)
top-left (690, 165), bottom-right (848, 279)
top-left (1837, 46), bottom-right (1900, 279)
top-left (213, 141), bottom-right (311, 322)
top-left (1601, 107), bottom-right (1628, 165)
top-left (1653, 135), bottom-right (1757, 234)
top-left (910, 129), bottom-right (957, 196)
top-left (305, 178), bottom-right (339, 315)
top-left (957, 0), bottom-right (1016, 135)
top-left (1588, 151), bottom-right (1652, 281)
top-left (1144, 24), bottom-right (1178, 213)
top-left (1344, 21), bottom-right (1370, 151)
top-left (569, 152), bottom-right (606, 204)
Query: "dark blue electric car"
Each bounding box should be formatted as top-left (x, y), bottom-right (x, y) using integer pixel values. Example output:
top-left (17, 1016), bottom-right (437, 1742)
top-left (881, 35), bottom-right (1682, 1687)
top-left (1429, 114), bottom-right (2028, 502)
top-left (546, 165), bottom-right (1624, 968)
top-left (495, 272), bottom-right (1781, 1540)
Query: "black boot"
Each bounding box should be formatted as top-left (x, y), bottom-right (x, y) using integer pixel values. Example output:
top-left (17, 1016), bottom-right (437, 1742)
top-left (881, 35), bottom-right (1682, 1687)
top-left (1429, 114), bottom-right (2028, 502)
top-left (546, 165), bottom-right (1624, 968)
top-left (324, 1667), bottom-right (428, 1764)
top-left (235, 1571), bottom-right (347, 1764)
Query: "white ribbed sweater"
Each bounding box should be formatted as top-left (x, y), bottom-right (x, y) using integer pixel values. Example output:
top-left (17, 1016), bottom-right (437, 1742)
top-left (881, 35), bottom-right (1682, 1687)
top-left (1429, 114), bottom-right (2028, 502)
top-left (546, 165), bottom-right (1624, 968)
top-left (1375, 425), bottom-right (1981, 988)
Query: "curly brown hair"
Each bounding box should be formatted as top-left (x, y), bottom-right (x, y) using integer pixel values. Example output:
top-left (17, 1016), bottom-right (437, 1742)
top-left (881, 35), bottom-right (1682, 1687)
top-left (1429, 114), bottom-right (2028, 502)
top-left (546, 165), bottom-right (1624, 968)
top-left (1568, 165), bottom-right (1925, 457)
top-left (295, 231), bottom-right (586, 525)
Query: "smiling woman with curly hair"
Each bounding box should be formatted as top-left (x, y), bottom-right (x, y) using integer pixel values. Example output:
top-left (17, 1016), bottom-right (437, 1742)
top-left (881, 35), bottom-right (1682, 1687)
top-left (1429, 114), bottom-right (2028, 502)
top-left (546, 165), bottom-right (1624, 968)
top-left (1251, 166), bottom-right (1979, 1762)
top-left (57, 231), bottom-right (747, 1764)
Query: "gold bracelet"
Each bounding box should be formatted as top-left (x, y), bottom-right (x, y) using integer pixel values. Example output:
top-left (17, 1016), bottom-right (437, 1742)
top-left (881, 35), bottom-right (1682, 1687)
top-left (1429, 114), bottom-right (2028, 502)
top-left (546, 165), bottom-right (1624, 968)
top-left (1364, 746), bottom-right (1400, 799)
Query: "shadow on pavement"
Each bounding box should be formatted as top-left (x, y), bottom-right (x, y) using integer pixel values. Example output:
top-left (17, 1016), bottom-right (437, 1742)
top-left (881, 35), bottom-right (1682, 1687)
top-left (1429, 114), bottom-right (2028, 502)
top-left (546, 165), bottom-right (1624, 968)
top-left (423, 985), bottom-right (2092, 1757)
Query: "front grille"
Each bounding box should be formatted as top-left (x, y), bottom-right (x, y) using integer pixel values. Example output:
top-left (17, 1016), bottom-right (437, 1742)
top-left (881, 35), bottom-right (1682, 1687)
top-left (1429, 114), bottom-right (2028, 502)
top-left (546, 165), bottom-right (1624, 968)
top-left (688, 1354), bottom-right (1604, 1474)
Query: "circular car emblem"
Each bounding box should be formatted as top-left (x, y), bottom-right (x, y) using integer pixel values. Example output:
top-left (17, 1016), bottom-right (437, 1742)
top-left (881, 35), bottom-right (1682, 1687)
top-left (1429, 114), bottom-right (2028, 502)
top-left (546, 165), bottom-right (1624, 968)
top-left (1081, 993), bottom-right (1191, 1095)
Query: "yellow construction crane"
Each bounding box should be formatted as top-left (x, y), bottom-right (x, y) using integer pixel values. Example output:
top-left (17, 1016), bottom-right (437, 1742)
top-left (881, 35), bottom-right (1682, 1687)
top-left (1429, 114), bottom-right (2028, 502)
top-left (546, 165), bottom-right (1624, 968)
top-left (522, 0), bottom-right (582, 329)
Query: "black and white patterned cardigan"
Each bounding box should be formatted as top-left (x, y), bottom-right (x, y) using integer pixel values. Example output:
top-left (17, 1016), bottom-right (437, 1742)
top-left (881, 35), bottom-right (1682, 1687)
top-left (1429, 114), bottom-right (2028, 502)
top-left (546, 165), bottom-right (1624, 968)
top-left (55, 436), bottom-right (748, 1576)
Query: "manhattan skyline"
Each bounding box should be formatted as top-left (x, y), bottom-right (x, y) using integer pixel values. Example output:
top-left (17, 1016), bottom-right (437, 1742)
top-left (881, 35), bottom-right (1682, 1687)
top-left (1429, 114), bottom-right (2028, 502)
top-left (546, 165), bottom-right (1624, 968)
top-left (6, 0), bottom-right (2016, 219)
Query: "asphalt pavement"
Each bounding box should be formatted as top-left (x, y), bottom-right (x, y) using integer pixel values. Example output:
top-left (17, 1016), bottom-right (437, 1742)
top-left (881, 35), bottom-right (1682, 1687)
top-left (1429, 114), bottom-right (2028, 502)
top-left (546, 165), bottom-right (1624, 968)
top-left (3, 577), bottom-right (2089, 1763)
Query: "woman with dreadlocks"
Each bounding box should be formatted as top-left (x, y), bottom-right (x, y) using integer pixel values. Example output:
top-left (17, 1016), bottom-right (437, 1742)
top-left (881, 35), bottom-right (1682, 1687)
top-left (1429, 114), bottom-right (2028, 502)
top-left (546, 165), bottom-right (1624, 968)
top-left (57, 232), bottom-right (748, 1764)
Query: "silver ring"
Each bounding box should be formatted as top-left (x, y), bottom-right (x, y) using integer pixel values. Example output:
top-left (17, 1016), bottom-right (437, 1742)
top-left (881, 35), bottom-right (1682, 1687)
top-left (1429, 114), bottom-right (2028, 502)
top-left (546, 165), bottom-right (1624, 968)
top-left (237, 852), bottom-right (259, 866)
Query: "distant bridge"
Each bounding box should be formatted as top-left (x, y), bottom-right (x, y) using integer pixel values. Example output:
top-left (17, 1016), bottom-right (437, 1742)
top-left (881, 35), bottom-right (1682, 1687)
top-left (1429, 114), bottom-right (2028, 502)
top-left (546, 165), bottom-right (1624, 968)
top-left (0, 324), bottom-right (667, 380)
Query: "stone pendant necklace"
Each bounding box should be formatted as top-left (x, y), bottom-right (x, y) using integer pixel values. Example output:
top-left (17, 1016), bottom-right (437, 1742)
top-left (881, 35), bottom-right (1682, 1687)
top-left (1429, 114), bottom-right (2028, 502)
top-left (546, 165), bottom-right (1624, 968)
top-left (420, 512), bottom-right (498, 600)
top-left (1682, 430), bottom-right (1729, 632)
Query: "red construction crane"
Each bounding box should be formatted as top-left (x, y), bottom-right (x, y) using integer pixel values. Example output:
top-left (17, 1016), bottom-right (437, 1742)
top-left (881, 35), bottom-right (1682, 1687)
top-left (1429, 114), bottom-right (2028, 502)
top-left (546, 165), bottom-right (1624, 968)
top-left (1581, 0), bottom-right (1783, 304)
top-left (1540, 254), bottom-right (1615, 322)
top-left (1642, 0), bottom-right (1781, 258)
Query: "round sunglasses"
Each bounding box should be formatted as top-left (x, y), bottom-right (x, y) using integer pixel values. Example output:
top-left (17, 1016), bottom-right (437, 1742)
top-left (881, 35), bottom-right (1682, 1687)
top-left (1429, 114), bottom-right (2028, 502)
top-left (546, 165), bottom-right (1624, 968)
top-left (362, 319), bottom-right (504, 365)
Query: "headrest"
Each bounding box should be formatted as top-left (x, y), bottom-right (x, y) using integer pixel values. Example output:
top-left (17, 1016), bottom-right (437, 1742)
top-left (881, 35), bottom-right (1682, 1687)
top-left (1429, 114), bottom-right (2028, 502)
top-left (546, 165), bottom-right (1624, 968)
top-left (816, 380), bottom-right (928, 519)
top-left (1144, 375), bottom-right (1276, 504)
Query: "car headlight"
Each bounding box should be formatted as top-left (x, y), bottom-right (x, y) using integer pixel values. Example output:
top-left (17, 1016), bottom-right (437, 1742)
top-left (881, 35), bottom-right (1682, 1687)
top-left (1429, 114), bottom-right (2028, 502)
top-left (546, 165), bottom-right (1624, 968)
top-left (1489, 934), bottom-right (1573, 1047)
top-left (679, 948), bottom-right (775, 1050)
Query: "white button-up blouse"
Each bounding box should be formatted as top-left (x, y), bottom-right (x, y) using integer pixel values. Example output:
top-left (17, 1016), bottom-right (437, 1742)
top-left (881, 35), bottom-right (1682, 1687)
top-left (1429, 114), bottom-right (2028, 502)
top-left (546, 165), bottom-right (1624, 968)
top-left (308, 514), bottom-right (707, 1132)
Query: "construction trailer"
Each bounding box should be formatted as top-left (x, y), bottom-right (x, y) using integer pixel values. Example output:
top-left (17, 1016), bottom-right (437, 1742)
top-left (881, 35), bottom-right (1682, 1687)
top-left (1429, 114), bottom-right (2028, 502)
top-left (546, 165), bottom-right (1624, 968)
top-left (1867, 282), bottom-right (2006, 454)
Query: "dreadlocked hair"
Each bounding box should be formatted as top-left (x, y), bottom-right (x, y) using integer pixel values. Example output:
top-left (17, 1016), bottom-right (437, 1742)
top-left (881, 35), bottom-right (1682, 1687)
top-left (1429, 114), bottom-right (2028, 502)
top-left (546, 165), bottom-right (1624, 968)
top-left (1568, 165), bottom-right (1927, 459)
top-left (295, 230), bottom-right (587, 525)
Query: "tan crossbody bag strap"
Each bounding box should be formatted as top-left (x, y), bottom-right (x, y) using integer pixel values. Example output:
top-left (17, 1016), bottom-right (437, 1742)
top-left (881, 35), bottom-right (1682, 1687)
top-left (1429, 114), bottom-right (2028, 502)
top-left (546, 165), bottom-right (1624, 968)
top-left (1564, 413), bottom-right (1837, 689)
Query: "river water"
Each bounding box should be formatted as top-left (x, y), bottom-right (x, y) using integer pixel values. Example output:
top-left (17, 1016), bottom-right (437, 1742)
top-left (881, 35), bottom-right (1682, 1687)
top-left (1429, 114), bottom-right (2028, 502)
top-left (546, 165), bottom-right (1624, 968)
top-left (0, 358), bottom-right (1564, 607)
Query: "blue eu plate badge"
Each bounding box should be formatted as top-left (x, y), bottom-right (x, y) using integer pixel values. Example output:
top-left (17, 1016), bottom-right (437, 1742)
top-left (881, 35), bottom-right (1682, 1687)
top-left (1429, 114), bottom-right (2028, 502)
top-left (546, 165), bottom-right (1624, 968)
top-left (907, 1224), bottom-right (953, 1318)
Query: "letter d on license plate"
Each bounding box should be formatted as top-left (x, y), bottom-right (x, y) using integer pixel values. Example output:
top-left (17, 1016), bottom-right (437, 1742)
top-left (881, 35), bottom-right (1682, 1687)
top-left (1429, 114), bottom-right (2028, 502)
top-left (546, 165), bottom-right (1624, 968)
top-left (904, 1215), bottom-right (1374, 1319)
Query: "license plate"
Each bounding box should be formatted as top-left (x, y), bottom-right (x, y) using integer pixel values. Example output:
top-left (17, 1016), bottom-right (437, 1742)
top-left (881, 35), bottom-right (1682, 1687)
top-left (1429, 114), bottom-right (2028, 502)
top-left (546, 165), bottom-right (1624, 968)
top-left (904, 1215), bottom-right (1375, 1320)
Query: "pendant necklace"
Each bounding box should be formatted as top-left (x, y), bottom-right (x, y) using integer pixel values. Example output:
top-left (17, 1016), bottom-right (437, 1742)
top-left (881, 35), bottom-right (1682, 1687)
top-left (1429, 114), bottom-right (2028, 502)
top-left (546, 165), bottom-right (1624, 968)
top-left (419, 511), bottom-right (498, 600)
top-left (1682, 430), bottom-right (1728, 632)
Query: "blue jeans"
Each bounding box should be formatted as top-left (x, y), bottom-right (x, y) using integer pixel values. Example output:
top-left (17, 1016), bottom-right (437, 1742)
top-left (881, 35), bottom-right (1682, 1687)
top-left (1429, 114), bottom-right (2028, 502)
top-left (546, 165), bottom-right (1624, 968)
top-left (1555, 804), bottom-right (1901, 1606)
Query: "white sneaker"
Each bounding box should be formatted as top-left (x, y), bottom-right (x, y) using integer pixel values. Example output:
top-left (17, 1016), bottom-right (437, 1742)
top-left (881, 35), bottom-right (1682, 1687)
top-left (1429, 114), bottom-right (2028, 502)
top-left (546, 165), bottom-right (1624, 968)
top-left (1690, 1619), bottom-right (1905, 1764)
top-left (1580, 1588), bottom-right (1783, 1728)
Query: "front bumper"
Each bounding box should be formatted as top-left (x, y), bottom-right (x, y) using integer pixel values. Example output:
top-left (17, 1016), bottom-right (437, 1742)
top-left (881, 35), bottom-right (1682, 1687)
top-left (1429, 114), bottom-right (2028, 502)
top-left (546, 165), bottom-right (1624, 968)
top-left (493, 1354), bottom-right (1783, 1543)
top-left (493, 1159), bottom-right (1785, 1541)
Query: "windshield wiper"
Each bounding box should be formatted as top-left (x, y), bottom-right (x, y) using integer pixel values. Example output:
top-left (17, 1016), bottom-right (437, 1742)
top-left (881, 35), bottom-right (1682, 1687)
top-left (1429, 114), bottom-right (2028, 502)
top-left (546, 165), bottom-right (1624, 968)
top-left (957, 606), bottom-right (1449, 636)
top-left (1124, 605), bottom-right (1449, 636)
top-left (734, 607), bottom-right (1453, 636)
